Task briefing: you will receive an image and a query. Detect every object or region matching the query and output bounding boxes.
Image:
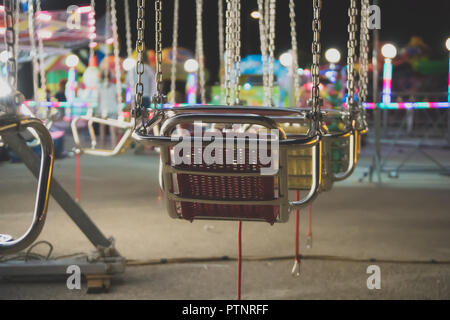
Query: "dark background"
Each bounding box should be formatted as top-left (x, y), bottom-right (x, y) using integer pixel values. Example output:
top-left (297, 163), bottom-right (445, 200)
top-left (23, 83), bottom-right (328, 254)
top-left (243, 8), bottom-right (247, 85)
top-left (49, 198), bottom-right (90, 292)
top-left (31, 0), bottom-right (450, 85)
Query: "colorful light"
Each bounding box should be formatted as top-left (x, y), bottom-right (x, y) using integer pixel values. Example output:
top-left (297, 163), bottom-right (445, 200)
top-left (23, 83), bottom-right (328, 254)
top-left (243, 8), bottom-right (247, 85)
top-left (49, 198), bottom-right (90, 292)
top-left (37, 12), bottom-right (52, 22)
top-left (279, 52), bottom-right (293, 68)
top-left (186, 73), bottom-right (197, 104)
top-left (0, 50), bottom-right (10, 63)
top-left (123, 57), bottom-right (137, 71)
top-left (65, 54), bottom-right (79, 68)
top-left (363, 102), bottom-right (450, 110)
top-left (250, 11), bottom-right (261, 19)
top-left (382, 59), bottom-right (393, 104)
top-left (77, 6), bottom-right (92, 14)
top-left (37, 30), bottom-right (53, 39)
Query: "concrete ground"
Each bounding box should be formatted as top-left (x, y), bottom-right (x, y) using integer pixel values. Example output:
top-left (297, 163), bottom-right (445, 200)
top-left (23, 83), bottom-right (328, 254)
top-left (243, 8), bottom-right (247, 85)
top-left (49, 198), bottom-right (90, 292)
top-left (0, 138), bottom-right (449, 299)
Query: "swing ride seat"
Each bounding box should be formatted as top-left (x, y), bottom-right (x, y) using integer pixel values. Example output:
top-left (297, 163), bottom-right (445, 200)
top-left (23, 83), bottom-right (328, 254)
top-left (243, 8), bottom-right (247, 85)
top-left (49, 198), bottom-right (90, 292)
top-left (0, 114), bottom-right (54, 255)
top-left (71, 115), bottom-right (134, 157)
top-left (133, 105), bottom-right (324, 224)
top-left (282, 106), bottom-right (365, 185)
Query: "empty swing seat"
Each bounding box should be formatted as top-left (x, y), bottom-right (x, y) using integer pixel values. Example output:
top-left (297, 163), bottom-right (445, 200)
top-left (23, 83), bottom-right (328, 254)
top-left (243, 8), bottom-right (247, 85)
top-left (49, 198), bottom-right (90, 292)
top-left (133, 105), bottom-right (324, 223)
top-left (283, 123), bottom-right (334, 192)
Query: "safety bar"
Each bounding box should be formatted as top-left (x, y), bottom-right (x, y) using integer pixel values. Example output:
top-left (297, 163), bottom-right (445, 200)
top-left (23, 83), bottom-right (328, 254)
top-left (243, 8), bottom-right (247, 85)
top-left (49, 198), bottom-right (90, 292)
top-left (333, 129), bottom-right (359, 181)
top-left (0, 116), bottom-right (54, 255)
top-left (71, 116), bottom-right (134, 157)
top-left (168, 105), bottom-right (349, 121)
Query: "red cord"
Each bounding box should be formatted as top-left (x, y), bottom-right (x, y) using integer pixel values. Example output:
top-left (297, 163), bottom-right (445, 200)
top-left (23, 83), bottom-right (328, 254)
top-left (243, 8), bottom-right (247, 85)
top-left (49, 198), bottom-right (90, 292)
top-left (295, 191), bottom-right (300, 264)
top-left (291, 190), bottom-right (301, 276)
top-left (237, 221), bottom-right (242, 300)
top-left (308, 205), bottom-right (313, 240)
top-left (76, 153), bottom-right (81, 202)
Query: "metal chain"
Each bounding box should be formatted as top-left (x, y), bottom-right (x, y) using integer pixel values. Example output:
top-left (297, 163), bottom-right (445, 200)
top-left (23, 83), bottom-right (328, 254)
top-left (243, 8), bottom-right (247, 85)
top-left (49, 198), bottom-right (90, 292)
top-left (195, 0), bottom-right (206, 104)
top-left (88, 0), bottom-right (96, 60)
top-left (36, 0), bottom-right (47, 93)
top-left (346, 0), bottom-right (359, 113)
top-left (289, 0), bottom-right (300, 107)
top-left (309, 0), bottom-right (323, 134)
top-left (4, 0), bottom-right (17, 89)
top-left (257, 0), bottom-right (269, 106)
top-left (224, 0), bottom-right (241, 105)
top-left (153, 0), bottom-right (166, 105)
top-left (224, 0), bottom-right (234, 105)
top-left (134, 0), bottom-right (146, 126)
top-left (233, 0), bottom-right (241, 104)
top-left (14, 0), bottom-right (19, 89)
top-left (110, 0), bottom-right (123, 107)
top-left (358, 0), bottom-right (370, 104)
top-left (27, 0), bottom-right (39, 103)
top-left (124, 0), bottom-right (133, 59)
top-left (218, 0), bottom-right (225, 103)
top-left (267, 0), bottom-right (276, 106)
top-left (170, 0), bottom-right (179, 104)
top-left (105, 0), bottom-right (111, 44)
top-left (4, 0), bottom-right (17, 91)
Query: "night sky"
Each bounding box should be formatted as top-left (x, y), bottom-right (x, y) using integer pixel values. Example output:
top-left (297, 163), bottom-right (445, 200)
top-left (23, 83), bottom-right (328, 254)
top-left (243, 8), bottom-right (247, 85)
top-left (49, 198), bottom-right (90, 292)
top-left (34, 0), bottom-right (450, 84)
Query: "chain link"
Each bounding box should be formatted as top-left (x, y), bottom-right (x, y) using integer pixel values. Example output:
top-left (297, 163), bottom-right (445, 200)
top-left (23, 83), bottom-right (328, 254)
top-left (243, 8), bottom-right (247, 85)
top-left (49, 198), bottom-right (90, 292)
top-left (36, 0), bottom-right (46, 93)
top-left (257, 0), bottom-right (268, 106)
top-left (310, 0), bottom-right (322, 117)
top-left (110, 0), bottom-right (122, 107)
top-left (195, 0), bottom-right (206, 104)
top-left (289, 0), bottom-right (300, 107)
top-left (358, 0), bottom-right (370, 104)
top-left (153, 0), bottom-right (166, 107)
top-left (134, 0), bottom-right (146, 124)
top-left (88, 0), bottom-right (96, 60)
top-left (218, 0), bottom-right (225, 103)
top-left (224, 0), bottom-right (233, 105)
top-left (27, 0), bottom-right (39, 103)
top-left (224, 0), bottom-right (241, 106)
top-left (4, 0), bottom-right (17, 91)
top-left (346, 0), bottom-right (359, 113)
top-left (14, 0), bottom-right (19, 89)
top-left (267, 0), bottom-right (276, 106)
top-left (170, 0), bottom-right (179, 104)
top-left (124, 0), bottom-right (133, 59)
top-left (234, 0), bottom-right (241, 104)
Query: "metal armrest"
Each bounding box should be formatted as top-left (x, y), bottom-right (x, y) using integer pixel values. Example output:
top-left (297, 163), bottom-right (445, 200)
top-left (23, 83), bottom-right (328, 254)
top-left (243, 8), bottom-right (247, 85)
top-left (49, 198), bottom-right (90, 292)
top-left (0, 116), bottom-right (54, 255)
top-left (71, 116), bottom-right (134, 157)
top-left (333, 129), bottom-right (359, 181)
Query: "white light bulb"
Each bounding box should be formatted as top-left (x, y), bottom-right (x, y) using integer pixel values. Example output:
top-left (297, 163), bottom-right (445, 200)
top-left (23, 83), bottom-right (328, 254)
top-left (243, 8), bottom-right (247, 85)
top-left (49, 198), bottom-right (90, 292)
top-left (184, 59), bottom-right (199, 73)
top-left (381, 43), bottom-right (397, 59)
top-left (325, 48), bottom-right (341, 64)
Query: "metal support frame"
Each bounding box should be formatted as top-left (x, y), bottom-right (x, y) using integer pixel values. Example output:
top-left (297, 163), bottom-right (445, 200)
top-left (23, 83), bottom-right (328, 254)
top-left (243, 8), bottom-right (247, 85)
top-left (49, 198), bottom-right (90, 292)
top-left (0, 132), bottom-right (125, 292)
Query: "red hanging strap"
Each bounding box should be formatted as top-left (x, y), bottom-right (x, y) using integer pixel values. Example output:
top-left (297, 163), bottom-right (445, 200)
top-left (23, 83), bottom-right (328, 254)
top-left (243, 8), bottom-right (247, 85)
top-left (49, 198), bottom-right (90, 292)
top-left (307, 205), bottom-right (313, 249)
top-left (237, 221), bottom-right (242, 300)
top-left (292, 190), bottom-right (301, 276)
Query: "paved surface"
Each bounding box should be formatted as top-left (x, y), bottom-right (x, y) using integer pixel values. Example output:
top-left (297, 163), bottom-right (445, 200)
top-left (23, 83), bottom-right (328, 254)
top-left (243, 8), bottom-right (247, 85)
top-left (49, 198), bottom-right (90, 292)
top-left (0, 139), bottom-right (449, 299)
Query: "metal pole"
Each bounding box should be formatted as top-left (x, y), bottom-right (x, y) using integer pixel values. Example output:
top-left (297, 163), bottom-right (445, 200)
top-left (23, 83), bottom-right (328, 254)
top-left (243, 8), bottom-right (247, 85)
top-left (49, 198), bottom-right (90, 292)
top-left (3, 133), bottom-right (114, 249)
top-left (372, 0), bottom-right (382, 183)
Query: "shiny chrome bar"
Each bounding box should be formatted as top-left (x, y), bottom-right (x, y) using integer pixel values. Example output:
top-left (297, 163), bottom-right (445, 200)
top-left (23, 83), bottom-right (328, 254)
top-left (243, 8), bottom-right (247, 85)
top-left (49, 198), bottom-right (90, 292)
top-left (71, 116), bottom-right (134, 157)
top-left (0, 116), bottom-right (54, 255)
